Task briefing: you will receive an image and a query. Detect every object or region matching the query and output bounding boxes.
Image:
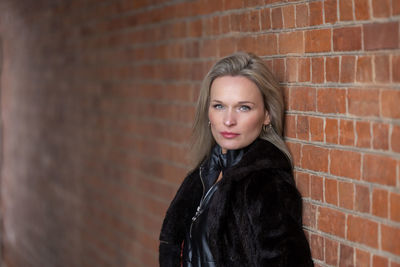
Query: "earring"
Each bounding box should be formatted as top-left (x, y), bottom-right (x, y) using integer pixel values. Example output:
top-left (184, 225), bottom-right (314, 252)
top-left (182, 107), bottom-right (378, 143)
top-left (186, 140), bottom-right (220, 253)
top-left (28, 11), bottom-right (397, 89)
top-left (208, 121), bottom-right (211, 127)
top-left (263, 124), bottom-right (272, 132)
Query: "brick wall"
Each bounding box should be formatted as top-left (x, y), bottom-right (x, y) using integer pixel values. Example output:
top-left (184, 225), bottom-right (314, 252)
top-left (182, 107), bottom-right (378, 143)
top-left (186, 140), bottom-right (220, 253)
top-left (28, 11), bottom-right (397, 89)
top-left (0, 0), bottom-right (399, 266)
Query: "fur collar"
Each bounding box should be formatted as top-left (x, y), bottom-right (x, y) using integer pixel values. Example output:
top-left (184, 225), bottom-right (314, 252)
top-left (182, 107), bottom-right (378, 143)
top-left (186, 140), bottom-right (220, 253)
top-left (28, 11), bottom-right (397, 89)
top-left (222, 138), bottom-right (292, 181)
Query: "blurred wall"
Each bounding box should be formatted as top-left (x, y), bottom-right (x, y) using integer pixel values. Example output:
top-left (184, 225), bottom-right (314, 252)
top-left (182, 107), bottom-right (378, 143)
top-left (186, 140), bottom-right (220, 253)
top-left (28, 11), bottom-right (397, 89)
top-left (0, 0), bottom-right (399, 266)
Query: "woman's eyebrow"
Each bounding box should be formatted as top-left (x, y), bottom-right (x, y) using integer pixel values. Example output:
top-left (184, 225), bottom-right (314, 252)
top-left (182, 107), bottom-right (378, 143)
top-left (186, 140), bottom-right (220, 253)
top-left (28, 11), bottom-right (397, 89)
top-left (210, 100), bottom-right (256, 105)
top-left (238, 101), bottom-right (255, 105)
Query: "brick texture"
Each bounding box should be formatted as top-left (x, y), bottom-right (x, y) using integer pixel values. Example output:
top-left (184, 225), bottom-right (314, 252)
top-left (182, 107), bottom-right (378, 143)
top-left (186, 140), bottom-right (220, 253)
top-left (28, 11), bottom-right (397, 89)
top-left (0, 0), bottom-right (399, 266)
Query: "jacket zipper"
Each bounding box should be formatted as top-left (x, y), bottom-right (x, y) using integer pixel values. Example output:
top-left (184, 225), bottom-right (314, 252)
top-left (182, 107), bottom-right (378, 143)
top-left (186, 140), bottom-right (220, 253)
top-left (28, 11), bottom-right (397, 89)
top-left (189, 166), bottom-right (206, 238)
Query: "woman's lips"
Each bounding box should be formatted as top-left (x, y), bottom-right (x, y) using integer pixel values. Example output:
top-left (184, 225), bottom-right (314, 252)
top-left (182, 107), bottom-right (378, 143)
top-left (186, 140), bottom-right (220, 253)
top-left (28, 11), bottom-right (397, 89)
top-left (220, 132), bottom-right (240, 139)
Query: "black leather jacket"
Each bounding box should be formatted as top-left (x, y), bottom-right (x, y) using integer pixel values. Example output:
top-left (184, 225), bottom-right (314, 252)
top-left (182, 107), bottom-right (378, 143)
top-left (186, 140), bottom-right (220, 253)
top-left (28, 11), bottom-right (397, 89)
top-left (159, 139), bottom-right (313, 267)
top-left (182, 145), bottom-right (247, 267)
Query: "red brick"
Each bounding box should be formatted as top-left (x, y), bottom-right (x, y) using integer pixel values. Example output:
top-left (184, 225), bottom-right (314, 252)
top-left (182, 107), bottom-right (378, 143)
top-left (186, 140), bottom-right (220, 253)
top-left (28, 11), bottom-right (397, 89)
top-left (340, 119), bottom-right (355, 146)
top-left (260, 8), bottom-right (271, 30)
top-left (282, 5), bottom-right (295, 28)
top-left (392, 55), bottom-right (400, 82)
top-left (355, 0), bottom-right (370, 20)
top-left (305, 29), bottom-right (332, 53)
top-left (264, 59), bottom-right (273, 72)
top-left (317, 88), bottom-right (346, 114)
top-left (279, 31), bottom-right (304, 54)
top-left (223, 0), bottom-right (243, 10)
top-left (282, 85), bottom-right (290, 110)
top-left (374, 55), bottom-right (390, 83)
top-left (331, 149), bottom-right (361, 179)
top-left (355, 184), bottom-right (370, 213)
top-left (187, 19), bottom-right (203, 37)
top-left (340, 244), bottom-right (355, 266)
top-left (273, 58), bottom-right (285, 82)
top-left (303, 201), bottom-right (317, 228)
top-left (339, 0), bottom-right (354, 20)
top-left (326, 118), bottom-right (339, 144)
top-left (392, 125), bottom-right (400, 153)
top-left (297, 115), bottom-right (309, 141)
top-left (289, 87), bottom-right (316, 112)
top-left (391, 262), bottom-right (400, 267)
top-left (338, 181), bottom-right (354, 209)
top-left (348, 88), bottom-right (380, 116)
top-left (248, 10), bottom-right (261, 32)
top-left (285, 57), bottom-right (298, 82)
top-left (325, 238), bottom-right (339, 265)
top-left (341, 55), bottom-right (356, 83)
top-left (310, 234), bottom-right (324, 260)
top-left (309, 1), bottom-right (323, 26)
top-left (364, 22), bottom-right (399, 50)
top-left (373, 255), bottom-right (389, 267)
top-left (333, 27), bottom-right (362, 51)
top-left (286, 141), bottom-right (301, 167)
top-left (372, 0), bottom-right (391, 17)
top-left (295, 171), bottom-right (310, 198)
top-left (311, 175), bottom-right (324, 202)
top-left (325, 178), bottom-right (338, 205)
top-left (255, 34), bottom-right (277, 56)
top-left (382, 224), bottom-right (400, 255)
top-left (310, 117), bottom-right (324, 142)
top-left (271, 7), bottom-right (283, 29)
top-left (220, 15), bottom-right (230, 33)
top-left (326, 57), bottom-right (340, 82)
top-left (284, 114), bottom-right (296, 139)
top-left (240, 12), bottom-right (253, 32)
top-left (390, 193), bottom-right (400, 222)
top-left (394, 0), bottom-right (400, 15)
top-left (356, 56), bottom-right (373, 83)
top-left (356, 249), bottom-right (371, 267)
top-left (237, 36), bottom-right (257, 54)
top-left (347, 215), bottom-right (378, 248)
top-left (363, 154), bottom-right (397, 186)
top-left (184, 42), bottom-right (200, 58)
top-left (301, 145), bottom-right (329, 172)
top-left (230, 13), bottom-right (241, 32)
top-left (356, 121), bottom-right (371, 148)
top-left (200, 39), bottom-right (218, 57)
top-left (312, 57), bottom-right (325, 83)
top-left (207, 16), bottom-right (220, 36)
top-left (298, 58), bottom-right (310, 82)
top-left (244, 0), bottom-right (264, 7)
top-left (381, 90), bottom-right (400, 119)
top-left (325, 0), bottom-right (338, 23)
top-left (296, 3), bottom-right (309, 27)
top-left (372, 122), bottom-right (389, 150)
top-left (372, 188), bottom-right (388, 218)
top-left (318, 207), bottom-right (346, 237)
top-left (218, 37), bottom-right (236, 57)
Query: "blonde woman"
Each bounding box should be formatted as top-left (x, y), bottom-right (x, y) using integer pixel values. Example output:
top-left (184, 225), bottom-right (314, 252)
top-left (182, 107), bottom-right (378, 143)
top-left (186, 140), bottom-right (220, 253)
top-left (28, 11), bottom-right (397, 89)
top-left (159, 52), bottom-right (313, 267)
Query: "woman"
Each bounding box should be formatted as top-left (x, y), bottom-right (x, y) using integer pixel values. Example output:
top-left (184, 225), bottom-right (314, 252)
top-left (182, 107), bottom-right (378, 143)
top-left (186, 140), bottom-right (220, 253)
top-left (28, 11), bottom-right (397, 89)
top-left (159, 52), bottom-right (313, 267)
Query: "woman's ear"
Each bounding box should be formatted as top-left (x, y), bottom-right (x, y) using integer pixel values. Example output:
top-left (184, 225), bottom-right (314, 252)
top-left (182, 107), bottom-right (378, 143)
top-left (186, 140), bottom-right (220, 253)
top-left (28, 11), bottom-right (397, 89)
top-left (264, 111), bottom-right (271, 125)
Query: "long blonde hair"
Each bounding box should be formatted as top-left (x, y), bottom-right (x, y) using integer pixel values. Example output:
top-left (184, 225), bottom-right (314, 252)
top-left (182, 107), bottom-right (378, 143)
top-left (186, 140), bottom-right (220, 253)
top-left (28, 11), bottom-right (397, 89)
top-left (191, 52), bottom-right (291, 167)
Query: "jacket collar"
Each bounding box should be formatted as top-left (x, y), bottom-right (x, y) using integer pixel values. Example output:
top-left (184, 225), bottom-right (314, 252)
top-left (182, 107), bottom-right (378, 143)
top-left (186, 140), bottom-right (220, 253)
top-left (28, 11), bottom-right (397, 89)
top-left (222, 138), bottom-right (292, 181)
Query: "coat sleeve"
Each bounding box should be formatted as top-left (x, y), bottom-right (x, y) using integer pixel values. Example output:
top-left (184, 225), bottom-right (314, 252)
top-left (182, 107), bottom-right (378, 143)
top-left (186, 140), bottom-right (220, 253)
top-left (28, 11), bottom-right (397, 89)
top-left (242, 169), bottom-right (313, 267)
top-left (159, 170), bottom-right (203, 267)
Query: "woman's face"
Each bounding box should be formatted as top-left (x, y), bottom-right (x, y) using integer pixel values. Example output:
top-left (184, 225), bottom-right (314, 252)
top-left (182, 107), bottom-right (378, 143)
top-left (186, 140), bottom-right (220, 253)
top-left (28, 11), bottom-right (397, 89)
top-left (208, 76), bottom-right (270, 153)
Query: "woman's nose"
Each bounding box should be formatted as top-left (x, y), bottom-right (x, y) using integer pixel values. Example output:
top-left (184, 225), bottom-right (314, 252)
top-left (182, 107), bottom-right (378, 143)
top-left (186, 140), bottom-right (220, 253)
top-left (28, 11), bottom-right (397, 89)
top-left (224, 110), bottom-right (236, 127)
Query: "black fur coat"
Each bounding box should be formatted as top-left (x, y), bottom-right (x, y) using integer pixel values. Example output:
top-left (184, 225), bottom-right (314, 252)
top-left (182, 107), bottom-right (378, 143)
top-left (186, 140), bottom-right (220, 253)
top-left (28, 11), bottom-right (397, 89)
top-left (159, 139), bottom-right (313, 267)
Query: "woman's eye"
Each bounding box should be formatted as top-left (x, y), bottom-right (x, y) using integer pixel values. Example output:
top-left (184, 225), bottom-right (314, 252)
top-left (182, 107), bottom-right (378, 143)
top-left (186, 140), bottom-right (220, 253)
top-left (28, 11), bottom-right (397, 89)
top-left (239, 105), bottom-right (251, 111)
top-left (213, 104), bottom-right (224, 109)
